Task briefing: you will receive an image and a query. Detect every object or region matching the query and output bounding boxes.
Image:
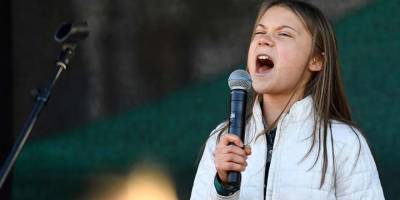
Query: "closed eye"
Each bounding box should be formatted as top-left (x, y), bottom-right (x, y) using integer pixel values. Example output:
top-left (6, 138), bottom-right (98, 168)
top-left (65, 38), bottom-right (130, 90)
top-left (254, 32), bottom-right (265, 35)
top-left (278, 32), bottom-right (292, 37)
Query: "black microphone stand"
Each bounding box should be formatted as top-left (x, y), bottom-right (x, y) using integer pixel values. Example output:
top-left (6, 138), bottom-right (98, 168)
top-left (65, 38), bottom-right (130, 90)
top-left (0, 22), bottom-right (89, 189)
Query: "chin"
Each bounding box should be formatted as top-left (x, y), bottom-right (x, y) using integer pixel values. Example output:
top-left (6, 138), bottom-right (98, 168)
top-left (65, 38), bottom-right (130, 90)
top-left (252, 83), bottom-right (273, 94)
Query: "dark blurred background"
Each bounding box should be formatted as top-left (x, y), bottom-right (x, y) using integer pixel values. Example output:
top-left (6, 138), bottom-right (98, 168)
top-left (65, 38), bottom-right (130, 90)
top-left (1, 0), bottom-right (399, 199)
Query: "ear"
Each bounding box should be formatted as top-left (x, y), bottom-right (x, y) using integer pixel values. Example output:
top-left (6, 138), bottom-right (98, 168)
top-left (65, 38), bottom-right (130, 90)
top-left (308, 54), bottom-right (323, 72)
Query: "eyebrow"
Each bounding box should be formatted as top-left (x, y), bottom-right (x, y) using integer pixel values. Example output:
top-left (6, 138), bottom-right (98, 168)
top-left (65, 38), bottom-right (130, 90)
top-left (256, 24), bottom-right (299, 33)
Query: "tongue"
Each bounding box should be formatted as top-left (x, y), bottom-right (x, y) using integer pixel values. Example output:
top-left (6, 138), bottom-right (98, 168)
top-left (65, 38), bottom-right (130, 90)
top-left (257, 65), bottom-right (271, 73)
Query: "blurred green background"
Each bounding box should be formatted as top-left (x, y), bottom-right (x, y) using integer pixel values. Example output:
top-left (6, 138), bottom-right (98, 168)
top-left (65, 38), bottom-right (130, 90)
top-left (9, 0), bottom-right (399, 199)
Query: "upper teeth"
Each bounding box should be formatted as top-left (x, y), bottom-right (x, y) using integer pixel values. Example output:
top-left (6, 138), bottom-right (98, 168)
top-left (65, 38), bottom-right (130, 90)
top-left (258, 55), bottom-right (270, 60)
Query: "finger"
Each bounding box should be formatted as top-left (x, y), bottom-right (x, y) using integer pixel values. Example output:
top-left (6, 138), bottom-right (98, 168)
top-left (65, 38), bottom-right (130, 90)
top-left (222, 145), bottom-right (247, 158)
top-left (223, 154), bottom-right (248, 166)
top-left (244, 145), bottom-right (252, 155)
top-left (221, 162), bottom-right (246, 172)
top-left (219, 134), bottom-right (243, 147)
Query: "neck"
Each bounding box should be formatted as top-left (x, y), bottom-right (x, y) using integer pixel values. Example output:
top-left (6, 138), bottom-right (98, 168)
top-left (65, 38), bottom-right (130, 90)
top-left (261, 91), bottom-right (304, 128)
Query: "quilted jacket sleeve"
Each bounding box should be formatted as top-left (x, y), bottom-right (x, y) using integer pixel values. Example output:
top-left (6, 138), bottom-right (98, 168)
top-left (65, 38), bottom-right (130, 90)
top-left (190, 125), bottom-right (240, 200)
top-left (334, 126), bottom-right (385, 200)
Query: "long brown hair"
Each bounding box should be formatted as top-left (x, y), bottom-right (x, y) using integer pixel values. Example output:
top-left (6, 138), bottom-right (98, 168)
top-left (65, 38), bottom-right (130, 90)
top-left (212, 0), bottom-right (362, 188)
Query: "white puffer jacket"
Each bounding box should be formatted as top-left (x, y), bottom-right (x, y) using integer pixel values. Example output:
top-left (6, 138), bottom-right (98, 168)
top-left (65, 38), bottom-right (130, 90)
top-left (190, 96), bottom-right (384, 200)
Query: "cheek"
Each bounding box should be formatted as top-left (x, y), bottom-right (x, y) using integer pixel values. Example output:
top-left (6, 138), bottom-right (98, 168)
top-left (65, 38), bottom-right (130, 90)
top-left (247, 41), bottom-right (257, 68)
top-left (278, 43), bottom-right (309, 71)
top-left (276, 44), bottom-right (310, 84)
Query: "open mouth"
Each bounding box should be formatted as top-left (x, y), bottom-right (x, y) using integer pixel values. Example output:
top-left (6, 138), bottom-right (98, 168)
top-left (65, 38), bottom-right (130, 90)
top-left (256, 54), bottom-right (274, 73)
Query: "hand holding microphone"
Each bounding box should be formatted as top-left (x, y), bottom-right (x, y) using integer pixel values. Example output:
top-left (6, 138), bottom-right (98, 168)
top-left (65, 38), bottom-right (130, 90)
top-left (215, 134), bottom-right (252, 184)
top-left (214, 69), bottom-right (252, 188)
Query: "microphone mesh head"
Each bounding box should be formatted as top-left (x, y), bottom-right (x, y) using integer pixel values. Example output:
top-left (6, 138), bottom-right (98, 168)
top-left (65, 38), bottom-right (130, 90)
top-left (228, 69), bottom-right (252, 91)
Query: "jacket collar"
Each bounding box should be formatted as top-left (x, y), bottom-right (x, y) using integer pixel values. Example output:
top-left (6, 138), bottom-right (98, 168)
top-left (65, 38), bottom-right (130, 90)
top-left (252, 95), bottom-right (314, 130)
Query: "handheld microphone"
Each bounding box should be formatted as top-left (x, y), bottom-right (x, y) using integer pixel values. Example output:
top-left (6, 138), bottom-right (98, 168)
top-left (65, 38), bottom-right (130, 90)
top-left (227, 69), bottom-right (252, 188)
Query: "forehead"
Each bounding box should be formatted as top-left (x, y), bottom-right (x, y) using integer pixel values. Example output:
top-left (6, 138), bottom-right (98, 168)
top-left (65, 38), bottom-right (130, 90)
top-left (258, 6), bottom-right (305, 31)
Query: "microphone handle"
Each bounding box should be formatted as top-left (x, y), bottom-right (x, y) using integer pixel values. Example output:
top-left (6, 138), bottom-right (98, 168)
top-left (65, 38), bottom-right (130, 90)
top-left (227, 89), bottom-right (247, 188)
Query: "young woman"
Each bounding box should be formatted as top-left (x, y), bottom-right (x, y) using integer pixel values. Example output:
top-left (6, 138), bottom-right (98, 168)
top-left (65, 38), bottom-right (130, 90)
top-left (190, 0), bottom-right (384, 199)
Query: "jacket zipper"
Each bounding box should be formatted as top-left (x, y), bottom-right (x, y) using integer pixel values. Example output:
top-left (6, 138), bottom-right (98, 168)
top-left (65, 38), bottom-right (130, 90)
top-left (264, 113), bottom-right (287, 200)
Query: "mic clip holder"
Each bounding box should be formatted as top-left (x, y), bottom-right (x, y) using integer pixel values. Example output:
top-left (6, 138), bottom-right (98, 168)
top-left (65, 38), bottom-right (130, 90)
top-left (0, 21), bottom-right (89, 189)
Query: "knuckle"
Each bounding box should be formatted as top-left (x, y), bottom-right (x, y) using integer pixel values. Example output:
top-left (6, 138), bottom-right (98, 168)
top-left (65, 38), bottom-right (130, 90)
top-left (226, 145), bottom-right (234, 153)
top-left (239, 158), bottom-right (246, 165)
top-left (236, 164), bottom-right (243, 171)
top-left (223, 134), bottom-right (232, 140)
top-left (237, 157), bottom-right (245, 164)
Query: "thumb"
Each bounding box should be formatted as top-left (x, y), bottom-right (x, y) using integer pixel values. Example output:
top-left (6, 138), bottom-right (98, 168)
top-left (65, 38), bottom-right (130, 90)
top-left (244, 145), bottom-right (252, 155)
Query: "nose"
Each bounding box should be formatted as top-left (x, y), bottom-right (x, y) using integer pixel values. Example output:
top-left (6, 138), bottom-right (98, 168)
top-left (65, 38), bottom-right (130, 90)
top-left (258, 35), bottom-right (274, 47)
